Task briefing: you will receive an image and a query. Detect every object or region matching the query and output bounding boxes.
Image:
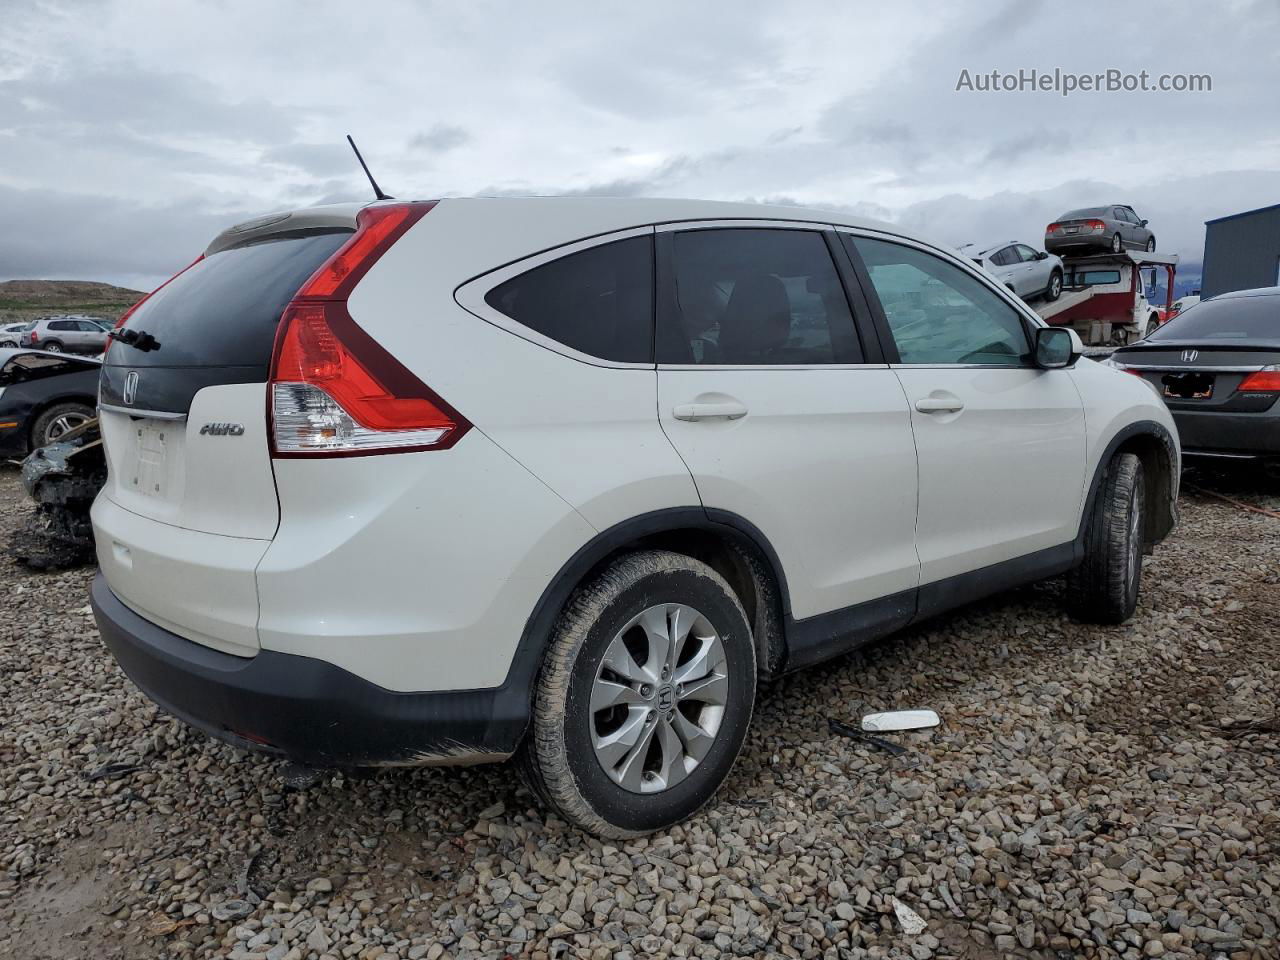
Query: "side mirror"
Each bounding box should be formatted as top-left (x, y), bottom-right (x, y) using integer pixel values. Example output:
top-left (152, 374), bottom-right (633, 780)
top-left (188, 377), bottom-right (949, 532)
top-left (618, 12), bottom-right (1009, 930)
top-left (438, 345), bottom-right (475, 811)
top-left (1139, 219), bottom-right (1149, 227)
top-left (1035, 326), bottom-right (1081, 369)
top-left (1034, 250), bottom-right (1049, 260)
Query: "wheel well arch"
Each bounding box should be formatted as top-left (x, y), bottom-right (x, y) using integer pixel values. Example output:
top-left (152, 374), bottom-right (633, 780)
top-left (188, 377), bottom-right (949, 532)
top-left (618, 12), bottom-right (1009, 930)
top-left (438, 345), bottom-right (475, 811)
top-left (506, 509), bottom-right (792, 709)
top-left (1078, 421), bottom-right (1179, 551)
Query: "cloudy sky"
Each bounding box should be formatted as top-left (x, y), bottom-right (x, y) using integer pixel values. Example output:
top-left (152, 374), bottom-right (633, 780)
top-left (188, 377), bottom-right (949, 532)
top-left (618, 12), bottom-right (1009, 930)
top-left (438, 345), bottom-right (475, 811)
top-left (1, 0), bottom-right (1277, 291)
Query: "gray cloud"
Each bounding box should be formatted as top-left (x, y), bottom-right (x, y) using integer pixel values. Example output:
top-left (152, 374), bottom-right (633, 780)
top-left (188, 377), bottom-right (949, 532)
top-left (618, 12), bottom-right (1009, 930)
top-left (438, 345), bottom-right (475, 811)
top-left (0, 0), bottom-right (1276, 288)
top-left (410, 124), bottom-right (470, 153)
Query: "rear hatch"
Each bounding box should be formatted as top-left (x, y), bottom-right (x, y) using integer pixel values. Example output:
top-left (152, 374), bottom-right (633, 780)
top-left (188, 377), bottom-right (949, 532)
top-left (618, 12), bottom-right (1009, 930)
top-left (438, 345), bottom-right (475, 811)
top-left (96, 209), bottom-right (358, 654)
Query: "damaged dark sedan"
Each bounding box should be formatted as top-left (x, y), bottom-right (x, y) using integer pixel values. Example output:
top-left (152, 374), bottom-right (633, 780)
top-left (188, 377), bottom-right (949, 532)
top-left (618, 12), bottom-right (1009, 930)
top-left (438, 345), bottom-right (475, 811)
top-left (0, 348), bottom-right (100, 459)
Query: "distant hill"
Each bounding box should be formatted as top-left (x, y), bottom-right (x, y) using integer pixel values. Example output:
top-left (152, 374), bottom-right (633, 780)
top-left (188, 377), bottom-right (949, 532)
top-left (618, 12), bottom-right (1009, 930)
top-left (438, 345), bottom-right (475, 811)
top-left (0, 279), bottom-right (145, 323)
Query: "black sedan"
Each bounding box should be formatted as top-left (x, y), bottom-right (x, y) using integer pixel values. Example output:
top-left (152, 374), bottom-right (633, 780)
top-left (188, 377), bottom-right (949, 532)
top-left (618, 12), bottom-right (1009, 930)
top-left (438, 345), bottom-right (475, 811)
top-left (0, 348), bottom-right (100, 459)
top-left (1108, 287), bottom-right (1280, 474)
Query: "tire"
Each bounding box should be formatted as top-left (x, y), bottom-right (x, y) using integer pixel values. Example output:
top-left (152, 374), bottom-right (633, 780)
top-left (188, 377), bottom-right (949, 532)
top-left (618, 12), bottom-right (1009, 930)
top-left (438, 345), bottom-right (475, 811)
top-left (1146, 237), bottom-right (1156, 252)
top-left (41, 340), bottom-right (63, 352)
top-left (31, 401), bottom-right (95, 448)
top-left (1110, 233), bottom-right (1123, 253)
top-left (1066, 452), bottom-right (1145, 624)
top-left (1045, 269), bottom-right (1063, 302)
top-left (521, 550), bottom-right (756, 837)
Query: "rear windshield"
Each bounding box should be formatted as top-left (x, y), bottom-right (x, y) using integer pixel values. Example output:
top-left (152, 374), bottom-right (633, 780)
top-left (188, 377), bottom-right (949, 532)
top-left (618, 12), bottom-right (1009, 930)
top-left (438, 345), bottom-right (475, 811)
top-left (1148, 295), bottom-right (1278, 341)
top-left (1060, 208), bottom-right (1105, 220)
top-left (0, 352), bottom-right (97, 385)
top-left (108, 230), bottom-right (351, 369)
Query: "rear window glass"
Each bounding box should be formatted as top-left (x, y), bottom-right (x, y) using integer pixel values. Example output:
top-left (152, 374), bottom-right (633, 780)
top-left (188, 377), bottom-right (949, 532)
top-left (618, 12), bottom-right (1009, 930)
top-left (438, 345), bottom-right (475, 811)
top-left (1149, 295), bottom-right (1278, 341)
top-left (484, 236), bottom-right (654, 363)
top-left (110, 230), bottom-right (351, 369)
top-left (0, 353), bottom-right (96, 385)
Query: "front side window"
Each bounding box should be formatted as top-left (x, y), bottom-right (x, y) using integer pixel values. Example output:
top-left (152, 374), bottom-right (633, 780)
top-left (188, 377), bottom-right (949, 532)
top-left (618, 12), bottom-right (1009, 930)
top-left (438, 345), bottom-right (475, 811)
top-left (662, 228), bottom-right (861, 365)
top-left (485, 235), bottom-right (654, 363)
top-left (1015, 244), bottom-right (1040, 262)
top-left (848, 236), bottom-right (1031, 366)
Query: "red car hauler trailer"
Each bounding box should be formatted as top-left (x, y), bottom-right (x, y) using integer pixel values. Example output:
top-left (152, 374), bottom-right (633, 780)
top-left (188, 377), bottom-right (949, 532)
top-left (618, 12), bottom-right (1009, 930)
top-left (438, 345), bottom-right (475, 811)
top-left (1035, 251), bottom-right (1178, 346)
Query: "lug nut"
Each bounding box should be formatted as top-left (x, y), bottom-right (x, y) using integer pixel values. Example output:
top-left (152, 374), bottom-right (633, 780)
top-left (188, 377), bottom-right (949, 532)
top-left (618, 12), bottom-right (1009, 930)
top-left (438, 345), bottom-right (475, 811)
top-left (646, 710), bottom-right (655, 723)
top-left (661, 666), bottom-right (670, 679)
top-left (640, 684), bottom-right (652, 697)
top-left (676, 683), bottom-right (685, 696)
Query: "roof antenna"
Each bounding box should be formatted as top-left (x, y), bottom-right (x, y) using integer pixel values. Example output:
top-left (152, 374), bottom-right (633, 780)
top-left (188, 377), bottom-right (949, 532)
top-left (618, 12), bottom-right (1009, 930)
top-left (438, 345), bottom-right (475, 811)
top-left (346, 134), bottom-right (393, 200)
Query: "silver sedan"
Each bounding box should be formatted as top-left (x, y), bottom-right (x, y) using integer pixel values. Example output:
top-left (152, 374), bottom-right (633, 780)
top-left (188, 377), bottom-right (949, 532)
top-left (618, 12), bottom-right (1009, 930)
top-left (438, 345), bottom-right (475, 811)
top-left (968, 242), bottom-right (1064, 302)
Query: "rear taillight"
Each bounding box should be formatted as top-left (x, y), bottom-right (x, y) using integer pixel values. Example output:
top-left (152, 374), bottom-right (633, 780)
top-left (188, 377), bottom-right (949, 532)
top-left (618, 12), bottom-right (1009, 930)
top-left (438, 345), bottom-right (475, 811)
top-left (1238, 366), bottom-right (1280, 393)
top-left (1085, 219), bottom-right (1107, 231)
top-left (269, 201), bottom-right (467, 457)
top-left (1046, 223), bottom-right (1061, 234)
top-left (105, 254), bottom-right (204, 357)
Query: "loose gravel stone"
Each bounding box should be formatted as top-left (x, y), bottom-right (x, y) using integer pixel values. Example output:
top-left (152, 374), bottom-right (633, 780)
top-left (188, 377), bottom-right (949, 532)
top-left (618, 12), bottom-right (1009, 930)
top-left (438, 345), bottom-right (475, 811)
top-left (1, 465), bottom-right (1278, 959)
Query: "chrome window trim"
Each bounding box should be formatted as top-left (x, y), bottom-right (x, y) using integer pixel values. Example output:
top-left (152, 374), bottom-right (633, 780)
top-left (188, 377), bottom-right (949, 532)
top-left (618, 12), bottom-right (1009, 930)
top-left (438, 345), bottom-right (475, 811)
top-left (657, 363), bottom-right (891, 372)
top-left (653, 218), bottom-right (834, 234)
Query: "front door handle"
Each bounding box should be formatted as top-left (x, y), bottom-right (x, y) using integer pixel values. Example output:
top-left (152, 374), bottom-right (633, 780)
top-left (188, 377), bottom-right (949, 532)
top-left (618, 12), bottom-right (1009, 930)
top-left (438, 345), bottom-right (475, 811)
top-left (673, 401), bottom-right (748, 421)
top-left (914, 397), bottom-right (965, 414)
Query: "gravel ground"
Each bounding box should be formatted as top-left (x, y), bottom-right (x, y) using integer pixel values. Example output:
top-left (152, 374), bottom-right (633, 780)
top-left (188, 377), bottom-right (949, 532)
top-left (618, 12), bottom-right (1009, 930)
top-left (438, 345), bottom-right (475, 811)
top-left (1, 466), bottom-right (1277, 960)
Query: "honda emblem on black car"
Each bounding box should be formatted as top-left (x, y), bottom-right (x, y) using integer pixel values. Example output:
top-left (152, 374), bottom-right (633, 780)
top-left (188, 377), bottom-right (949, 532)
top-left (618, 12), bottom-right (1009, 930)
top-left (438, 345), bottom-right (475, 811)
top-left (122, 370), bottom-right (139, 405)
top-left (199, 422), bottom-right (245, 436)
top-left (1182, 349), bottom-right (1198, 362)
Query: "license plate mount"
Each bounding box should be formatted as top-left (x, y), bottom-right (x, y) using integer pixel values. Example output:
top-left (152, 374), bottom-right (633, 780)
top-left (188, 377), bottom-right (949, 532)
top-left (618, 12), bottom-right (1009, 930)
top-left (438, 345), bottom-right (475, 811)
top-left (1162, 372), bottom-right (1214, 400)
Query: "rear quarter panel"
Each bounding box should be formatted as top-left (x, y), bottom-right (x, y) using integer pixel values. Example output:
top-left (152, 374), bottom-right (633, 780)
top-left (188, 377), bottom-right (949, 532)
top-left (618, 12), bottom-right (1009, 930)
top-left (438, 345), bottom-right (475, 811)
top-left (345, 199), bottom-right (702, 532)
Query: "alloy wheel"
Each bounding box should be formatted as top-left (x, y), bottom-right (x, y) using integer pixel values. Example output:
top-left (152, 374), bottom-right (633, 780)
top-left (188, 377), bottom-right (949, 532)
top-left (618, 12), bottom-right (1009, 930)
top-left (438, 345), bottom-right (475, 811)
top-left (590, 603), bottom-right (729, 794)
top-left (44, 411), bottom-right (90, 443)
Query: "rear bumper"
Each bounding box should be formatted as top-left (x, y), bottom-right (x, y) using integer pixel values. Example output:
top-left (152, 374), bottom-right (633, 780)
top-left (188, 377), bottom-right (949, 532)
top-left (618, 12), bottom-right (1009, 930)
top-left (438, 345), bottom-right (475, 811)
top-left (91, 573), bottom-right (528, 768)
top-left (1046, 237), bottom-right (1107, 254)
top-left (1172, 408), bottom-right (1280, 459)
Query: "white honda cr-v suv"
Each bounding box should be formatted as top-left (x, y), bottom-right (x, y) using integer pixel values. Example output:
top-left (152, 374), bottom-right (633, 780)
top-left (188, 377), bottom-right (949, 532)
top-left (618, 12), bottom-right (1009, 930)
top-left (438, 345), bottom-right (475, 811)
top-left (91, 198), bottom-right (1178, 837)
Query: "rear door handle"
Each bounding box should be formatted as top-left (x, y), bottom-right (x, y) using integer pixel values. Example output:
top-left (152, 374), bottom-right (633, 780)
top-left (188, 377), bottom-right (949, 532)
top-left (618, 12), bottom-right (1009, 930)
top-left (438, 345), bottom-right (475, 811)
top-left (914, 397), bottom-right (965, 414)
top-left (673, 401), bottom-right (748, 421)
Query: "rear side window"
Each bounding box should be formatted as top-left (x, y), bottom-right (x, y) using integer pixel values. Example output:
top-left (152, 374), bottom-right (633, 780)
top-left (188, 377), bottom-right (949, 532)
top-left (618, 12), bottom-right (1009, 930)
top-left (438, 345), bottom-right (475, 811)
top-left (485, 236), bottom-right (654, 363)
top-left (661, 228), bottom-right (861, 365)
top-left (111, 230), bottom-right (352, 370)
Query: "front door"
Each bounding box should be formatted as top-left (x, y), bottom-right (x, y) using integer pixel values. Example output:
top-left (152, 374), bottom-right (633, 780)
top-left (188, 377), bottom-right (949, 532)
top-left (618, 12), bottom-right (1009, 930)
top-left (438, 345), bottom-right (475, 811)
top-left (655, 223), bottom-right (920, 628)
top-left (842, 232), bottom-right (1086, 591)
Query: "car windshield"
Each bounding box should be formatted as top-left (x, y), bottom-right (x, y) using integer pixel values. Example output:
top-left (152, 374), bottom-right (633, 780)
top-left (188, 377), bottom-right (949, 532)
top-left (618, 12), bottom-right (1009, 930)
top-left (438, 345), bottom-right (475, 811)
top-left (1148, 295), bottom-right (1278, 341)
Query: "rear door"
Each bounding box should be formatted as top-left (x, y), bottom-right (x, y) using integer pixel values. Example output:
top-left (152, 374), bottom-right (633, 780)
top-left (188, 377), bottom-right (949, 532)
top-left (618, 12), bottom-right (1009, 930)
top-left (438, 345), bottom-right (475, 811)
top-left (96, 225), bottom-right (354, 652)
top-left (655, 222), bottom-right (920, 647)
top-left (841, 231), bottom-right (1086, 598)
top-left (1014, 244), bottom-right (1046, 296)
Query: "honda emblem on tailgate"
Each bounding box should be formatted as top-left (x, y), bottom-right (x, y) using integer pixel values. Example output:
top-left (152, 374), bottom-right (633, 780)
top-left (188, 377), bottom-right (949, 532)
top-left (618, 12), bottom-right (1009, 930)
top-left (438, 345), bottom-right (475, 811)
top-left (122, 370), bottom-right (139, 405)
top-left (1182, 350), bottom-right (1198, 362)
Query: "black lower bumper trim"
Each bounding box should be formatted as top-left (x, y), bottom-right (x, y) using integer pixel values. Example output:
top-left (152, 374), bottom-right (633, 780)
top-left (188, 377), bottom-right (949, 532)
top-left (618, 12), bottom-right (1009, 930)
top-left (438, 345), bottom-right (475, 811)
top-left (91, 573), bottom-right (529, 768)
